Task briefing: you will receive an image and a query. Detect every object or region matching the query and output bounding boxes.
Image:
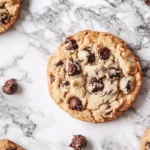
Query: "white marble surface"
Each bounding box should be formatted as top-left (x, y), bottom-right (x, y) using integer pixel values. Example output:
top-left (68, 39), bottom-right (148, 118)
top-left (0, 0), bottom-right (150, 149)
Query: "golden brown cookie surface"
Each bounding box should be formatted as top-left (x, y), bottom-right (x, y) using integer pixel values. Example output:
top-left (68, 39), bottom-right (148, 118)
top-left (47, 30), bottom-right (142, 123)
top-left (0, 0), bottom-right (21, 33)
top-left (0, 139), bottom-right (24, 150)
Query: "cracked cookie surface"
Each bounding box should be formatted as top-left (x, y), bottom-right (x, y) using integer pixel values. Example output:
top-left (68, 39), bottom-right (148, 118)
top-left (141, 129), bottom-right (150, 150)
top-left (0, 139), bottom-right (24, 150)
top-left (0, 0), bottom-right (21, 33)
top-left (47, 30), bottom-right (142, 123)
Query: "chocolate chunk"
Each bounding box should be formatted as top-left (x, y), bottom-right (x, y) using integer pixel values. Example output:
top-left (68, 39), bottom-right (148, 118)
top-left (50, 75), bottom-right (55, 83)
top-left (108, 67), bottom-right (121, 79)
top-left (145, 0), bottom-right (150, 6)
top-left (2, 79), bottom-right (18, 95)
top-left (69, 97), bottom-right (82, 111)
top-left (88, 77), bottom-right (104, 93)
top-left (55, 60), bottom-right (64, 67)
top-left (146, 142), bottom-right (150, 150)
top-left (68, 60), bottom-right (81, 76)
top-left (65, 38), bottom-right (78, 50)
top-left (70, 135), bottom-right (87, 150)
top-left (99, 47), bottom-right (110, 60)
top-left (0, 12), bottom-right (9, 24)
top-left (60, 80), bottom-right (70, 87)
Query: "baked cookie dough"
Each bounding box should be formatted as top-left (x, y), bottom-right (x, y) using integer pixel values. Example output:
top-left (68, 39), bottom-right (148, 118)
top-left (0, 0), bottom-right (21, 33)
top-left (0, 139), bottom-right (24, 150)
top-left (47, 30), bottom-right (142, 123)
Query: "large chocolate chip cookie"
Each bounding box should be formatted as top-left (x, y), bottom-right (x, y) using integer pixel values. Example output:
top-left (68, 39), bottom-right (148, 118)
top-left (47, 30), bottom-right (142, 123)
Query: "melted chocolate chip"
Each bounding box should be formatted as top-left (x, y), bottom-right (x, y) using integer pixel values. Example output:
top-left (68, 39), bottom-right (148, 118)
top-left (146, 142), bottom-right (150, 150)
top-left (145, 0), bottom-right (150, 6)
top-left (70, 135), bottom-right (87, 150)
top-left (55, 60), bottom-right (64, 67)
top-left (65, 38), bottom-right (78, 50)
top-left (108, 67), bottom-right (122, 79)
top-left (69, 97), bottom-right (82, 111)
top-left (88, 77), bottom-right (104, 93)
top-left (0, 12), bottom-right (9, 24)
top-left (50, 75), bottom-right (55, 83)
top-left (60, 80), bottom-right (70, 87)
top-left (2, 79), bottom-right (18, 95)
top-left (99, 47), bottom-right (110, 60)
top-left (83, 49), bottom-right (95, 63)
top-left (68, 60), bottom-right (81, 76)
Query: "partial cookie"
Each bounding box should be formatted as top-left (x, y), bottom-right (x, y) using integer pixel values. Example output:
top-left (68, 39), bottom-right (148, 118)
top-left (0, 139), bottom-right (24, 150)
top-left (0, 0), bottom-right (21, 33)
top-left (47, 30), bottom-right (142, 123)
top-left (140, 129), bottom-right (150, 150)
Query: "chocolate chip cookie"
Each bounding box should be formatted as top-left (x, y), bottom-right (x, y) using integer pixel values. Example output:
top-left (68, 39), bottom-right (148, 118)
top-left (0, 139), bottom-right (24, 150)
top-left (0, 0), bottom-right (21, 33)
top-left (140, 129), bottom-right (150, 150)
top-left (47, 30), bottom-right (142, 123)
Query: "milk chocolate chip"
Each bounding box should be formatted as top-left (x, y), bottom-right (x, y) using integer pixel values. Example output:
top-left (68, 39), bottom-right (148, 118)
top-left (69, 97), bottom-right (82, 111)
top-left (70, 135), bottom-right (87, 150)
top-left (2, 79), bottom-right (18, 95)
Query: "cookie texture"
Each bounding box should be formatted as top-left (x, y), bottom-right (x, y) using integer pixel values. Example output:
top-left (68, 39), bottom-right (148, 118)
top-left (47, 30), bottom-right (142, 123)
top-left (140, 129), bottom-right (150, 150)
top-left (0, 139), bottom-right (24, 150)
top-left (0, 0), bottom-right (21, 33)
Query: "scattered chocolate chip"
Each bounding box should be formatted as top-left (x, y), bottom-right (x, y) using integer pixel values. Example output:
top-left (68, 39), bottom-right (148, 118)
top-left (55, 60), bottom-right (64, 67)
top-left (50, 74), bottom-right (55, 83)
top-left (88, 77), bottom-right (104, 93)
top-left (145, 0), bottom-right (150, 6)
top-left (68, 60), bottom-right (81, 76)
top-left (70, 135), bottom-right (87, 150)
top-left (65, 38), bottom-right (78, 50)
top-left (2, 79), bottom-right (18, 95)
top-left (99, 47), bottom-right (110, 60)
top-left (0, 12), bottom-right (9, 24)
top-left (6, 148), bottom-right (16, 150)
top-left (69, 97), bottom-right (82, 111)
top-left (146, 142), bottom-right (150, 150)
top-left (107, 67), bottom-right (122, 79)
top-left (60, 80), bottom-right (70, 87)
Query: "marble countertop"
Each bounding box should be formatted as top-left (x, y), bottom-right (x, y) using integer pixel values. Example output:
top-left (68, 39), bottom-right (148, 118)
top-left (0, 0), bottom-right (150, 149)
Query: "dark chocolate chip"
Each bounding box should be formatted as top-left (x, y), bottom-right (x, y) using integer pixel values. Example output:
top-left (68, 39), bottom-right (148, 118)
top-left (60, 80), bottom-right (70, 87)
top-left (107, 67), bottom-right (122, 79)
top-left (69, 97), bottom-right (82, 111)
top-left (146, 142), bottom-right (150, 150)
top-left (50, 75), bottom-right (55, 83)
top-left (145, 0), bottom-right (150, 6)
top-left (65, 38), bottom-right (78, 50)
top-left (2, 79), bottom-right (18, 95)
top-left (126, 81), bottom-right (131, 92)
top-left (68, 60), bottom-right (81, 76)
top-left (88, 53), bottom-right (95, 63)
top-left (0, 12), bottom-right (9, 24)
top-left (99, 47), bottom-right (110, 60)
top-left (88, 77), bottom-right (104, 92)
top-left (55, 60), bottom-right (64, 67)
top-left (70, 135), bottom-right (87, 150)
